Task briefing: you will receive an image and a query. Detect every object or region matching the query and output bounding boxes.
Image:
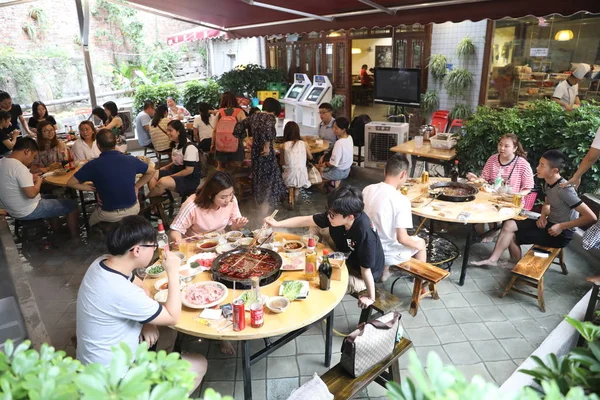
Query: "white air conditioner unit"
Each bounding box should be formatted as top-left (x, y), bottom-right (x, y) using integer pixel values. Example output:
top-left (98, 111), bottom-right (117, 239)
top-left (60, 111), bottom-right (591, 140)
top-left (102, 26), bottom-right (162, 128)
top-left (364, 122), bottom-right (409, 169)
top-left (118, 106), bottom-right (135, 139)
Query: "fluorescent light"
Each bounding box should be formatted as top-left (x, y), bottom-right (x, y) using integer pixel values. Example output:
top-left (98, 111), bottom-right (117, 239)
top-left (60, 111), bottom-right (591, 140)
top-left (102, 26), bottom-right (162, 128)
top-left (351, 48), bottom-right (362, 54)
top-left (327, 31), bottom-right (341, 37)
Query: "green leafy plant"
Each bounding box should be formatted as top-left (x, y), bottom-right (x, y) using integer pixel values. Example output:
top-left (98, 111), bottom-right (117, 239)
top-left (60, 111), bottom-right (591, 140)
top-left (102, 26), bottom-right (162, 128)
top-left (28, 7), bottom-right (48, 26)
top-left (444, 68), bottom-right (474, 97)
top-left (456, 37), bottom-right (476, 59)
top-left (182, 78), bottom-right (222, 112)
top-left (420, 90), bottom-right (439, 114)
top-left (330, 94), bottom-right (346, 116)
top-left (450, 103), bottom-right (473, 121)
top-left (21, 22), bottom-right (38, 41)
top-left (456, 100), bottom-right (600, 194)
top-left (218, 64), bottom-right (286, 98)
top-left (428, 54), bottom-right (448, 81)
top-left (0, 340), bottom-right (233, 399)
top-left (387, 315), bottom-right (600, 399)
top-left (133, 83), bottom-right (180, 112)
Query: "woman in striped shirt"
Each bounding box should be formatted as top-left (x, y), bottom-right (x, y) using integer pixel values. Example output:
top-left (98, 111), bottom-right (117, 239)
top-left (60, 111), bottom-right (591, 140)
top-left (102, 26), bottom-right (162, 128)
top-left (467, 133), bottom-right (534, 195)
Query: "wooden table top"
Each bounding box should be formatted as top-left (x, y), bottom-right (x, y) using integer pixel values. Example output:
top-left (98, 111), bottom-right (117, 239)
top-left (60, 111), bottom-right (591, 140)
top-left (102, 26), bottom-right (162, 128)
top-left (390, 140), bottom-right (457, 161)
top-left (144, 233), bottom-right (349, 341)
top-left (407, 178), bottom-right (521, 224)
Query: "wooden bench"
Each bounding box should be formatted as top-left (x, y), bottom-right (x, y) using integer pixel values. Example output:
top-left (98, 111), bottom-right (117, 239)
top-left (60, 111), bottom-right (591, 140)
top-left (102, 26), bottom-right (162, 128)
top-left (501, 246), bottom-right (567, 312)
top-left (321, 338), bottom-right (413, 400)
top-left (351, 286), bottom-right (403, 324)
top-left (392, 258), bottom-right (450, 317)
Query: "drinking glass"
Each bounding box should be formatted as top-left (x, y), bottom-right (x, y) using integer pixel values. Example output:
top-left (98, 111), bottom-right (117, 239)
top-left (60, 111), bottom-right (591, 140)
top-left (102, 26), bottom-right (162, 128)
top-left (415, 135), bottom-right (424, 148)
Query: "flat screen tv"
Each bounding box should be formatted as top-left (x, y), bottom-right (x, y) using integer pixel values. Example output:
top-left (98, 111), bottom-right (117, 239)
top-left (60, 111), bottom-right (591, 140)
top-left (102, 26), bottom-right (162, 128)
top-left (374, 68), bottom-right (421, 107)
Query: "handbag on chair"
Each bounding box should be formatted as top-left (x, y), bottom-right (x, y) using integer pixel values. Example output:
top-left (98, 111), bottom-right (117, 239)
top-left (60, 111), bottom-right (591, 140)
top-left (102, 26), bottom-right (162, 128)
top-left (340, 312), bottom-right (401, 377)
top-left (307, 163), bottom-right (322, 185)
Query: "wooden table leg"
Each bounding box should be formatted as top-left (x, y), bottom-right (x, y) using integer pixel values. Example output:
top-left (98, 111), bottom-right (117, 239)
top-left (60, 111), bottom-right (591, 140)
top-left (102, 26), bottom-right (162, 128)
top-left (390, 360), bottom-right (402, 383)
top-left (241, 340), bottom-right (252, 400)
top-left (429, 282), bottom-right (439, 300)
top-left (410, 278), bottom-right (423, 316)
top-left (537, 277), bottom-right (546, 313)
top-left (325, 311), bottom-right (334, 367)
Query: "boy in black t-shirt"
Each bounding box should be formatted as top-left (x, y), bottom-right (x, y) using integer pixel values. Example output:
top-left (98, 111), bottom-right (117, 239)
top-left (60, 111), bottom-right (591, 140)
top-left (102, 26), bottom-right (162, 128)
top-left (265, 186), bottom-right (385, 310)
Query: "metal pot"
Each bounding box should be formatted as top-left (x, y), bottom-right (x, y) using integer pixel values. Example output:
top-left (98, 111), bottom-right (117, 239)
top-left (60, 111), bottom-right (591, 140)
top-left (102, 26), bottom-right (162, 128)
top-left (419, 125), bottom-right (436, 141)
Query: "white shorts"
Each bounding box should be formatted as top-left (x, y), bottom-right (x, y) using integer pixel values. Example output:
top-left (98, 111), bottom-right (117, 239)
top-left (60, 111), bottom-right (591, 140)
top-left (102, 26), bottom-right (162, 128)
top-left (384, 236), bottom-right (421, 266)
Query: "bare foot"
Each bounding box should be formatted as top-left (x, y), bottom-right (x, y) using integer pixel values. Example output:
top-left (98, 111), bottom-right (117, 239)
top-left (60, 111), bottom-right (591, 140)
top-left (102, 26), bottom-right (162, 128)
top-left (380, 269), bottom-right (391, 282)
top-left (471, 259), bottom-right (498, 266)
top-left (219, 340), bottom-right (236, 356)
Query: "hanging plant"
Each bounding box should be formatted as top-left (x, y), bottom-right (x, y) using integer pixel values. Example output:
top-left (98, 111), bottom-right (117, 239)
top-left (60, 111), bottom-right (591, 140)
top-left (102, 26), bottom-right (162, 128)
top-left (449, 104), bottom-right (473, 121)
top-left (21, 22), bottom-right (38, 41)
top-left (444, 68), bottom-right (474, 97)
top-left (420, 90), bottom-right (439, 114)
top-left (455, 37), bottom-right (476, 59)
top-left (428, 54), bottom-right (448, 81)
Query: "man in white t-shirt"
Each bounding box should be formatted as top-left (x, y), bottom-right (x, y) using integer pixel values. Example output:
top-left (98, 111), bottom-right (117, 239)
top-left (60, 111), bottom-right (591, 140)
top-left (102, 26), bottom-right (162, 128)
top-left (552, 63), bottom-right (590, 111)
top-left (363, 154), bottom-right (426, 281)
top-left (76, 215), bottom-right (206, 391)
top-left (134, 100), bottom-right (155, 147)
top-left (0, 137), bottom-right (79, 238)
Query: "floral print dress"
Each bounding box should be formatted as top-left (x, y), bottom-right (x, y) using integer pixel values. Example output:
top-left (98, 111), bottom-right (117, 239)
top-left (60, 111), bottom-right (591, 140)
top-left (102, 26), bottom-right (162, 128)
top-left (235, 113), bottom-right (285, 208)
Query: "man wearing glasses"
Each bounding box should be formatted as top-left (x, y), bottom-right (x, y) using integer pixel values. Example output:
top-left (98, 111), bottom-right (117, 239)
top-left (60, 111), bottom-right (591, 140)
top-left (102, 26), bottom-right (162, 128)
top-left (76, 216), bottom-right (207, 391)
top-left (318, 102), bottom-right (337, 148)
top-left (264, 186), bottom-right (384, 309)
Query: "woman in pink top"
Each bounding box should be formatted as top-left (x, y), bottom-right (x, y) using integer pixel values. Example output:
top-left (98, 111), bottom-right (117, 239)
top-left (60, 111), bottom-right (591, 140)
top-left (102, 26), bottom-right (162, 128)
top-left (467, 133), bottom-right (534, 195)
top-left (169, 171), bottom-right (249, 244)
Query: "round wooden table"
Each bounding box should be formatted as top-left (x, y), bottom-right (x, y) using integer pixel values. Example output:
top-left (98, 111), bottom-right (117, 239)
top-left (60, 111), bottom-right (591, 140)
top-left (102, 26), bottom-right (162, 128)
top-left (145, 232), bottom-right (348, 400)
top-left (406, 178), bottom-right (522, 285)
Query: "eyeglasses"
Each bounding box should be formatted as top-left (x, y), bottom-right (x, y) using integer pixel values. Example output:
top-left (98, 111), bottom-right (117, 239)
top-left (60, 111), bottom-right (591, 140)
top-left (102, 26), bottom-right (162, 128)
top-left (130, 243), bottom-right (158, 252)
top-left (318, 110), bottom-right (331, 115)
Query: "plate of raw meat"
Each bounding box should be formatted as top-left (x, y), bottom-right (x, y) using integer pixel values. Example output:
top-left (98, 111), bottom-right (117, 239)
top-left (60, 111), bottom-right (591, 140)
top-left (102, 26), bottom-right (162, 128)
top-left (182, 281), bottom-right (228, 309)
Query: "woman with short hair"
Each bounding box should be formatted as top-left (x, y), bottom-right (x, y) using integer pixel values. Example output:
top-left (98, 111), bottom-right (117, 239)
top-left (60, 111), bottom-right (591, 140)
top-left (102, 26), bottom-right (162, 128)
top-left (71, 121), bottom-right (100, 161)
top-left (28, 101), bottom-right (58, 134)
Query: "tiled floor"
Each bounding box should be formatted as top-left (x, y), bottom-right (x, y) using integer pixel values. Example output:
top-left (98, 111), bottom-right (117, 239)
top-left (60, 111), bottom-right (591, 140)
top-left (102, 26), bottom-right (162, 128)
top-left (8, 159), bottom-right (598, 400)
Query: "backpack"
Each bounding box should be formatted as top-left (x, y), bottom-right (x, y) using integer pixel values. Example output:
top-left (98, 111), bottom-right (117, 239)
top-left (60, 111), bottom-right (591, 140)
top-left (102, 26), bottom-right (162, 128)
top-left (215, 108), bottom-right (242, 152)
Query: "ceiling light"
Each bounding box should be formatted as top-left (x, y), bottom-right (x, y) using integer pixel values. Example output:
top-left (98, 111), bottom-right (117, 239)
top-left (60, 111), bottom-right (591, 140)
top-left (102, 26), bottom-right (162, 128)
top-left (554, 30), bottom-right (574, 41)
top-left (327, 31), bottom-right (341, 37)
top-left (351, 48), bottom-right (361, 54)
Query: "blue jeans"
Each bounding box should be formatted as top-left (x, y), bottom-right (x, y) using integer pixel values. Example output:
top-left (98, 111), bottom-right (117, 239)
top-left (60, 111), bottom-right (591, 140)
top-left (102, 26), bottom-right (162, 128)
top-left (20, 199), bottom-right (76, 220)
top-left (322, 166), bottom-right (350, 181)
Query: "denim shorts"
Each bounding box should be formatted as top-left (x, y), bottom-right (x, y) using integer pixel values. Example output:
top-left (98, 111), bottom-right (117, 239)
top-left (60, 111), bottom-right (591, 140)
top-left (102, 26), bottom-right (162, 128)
top-left (21, 199), bottom-right (76, 220)
top-left (322, 166), bottom-right (350, 181)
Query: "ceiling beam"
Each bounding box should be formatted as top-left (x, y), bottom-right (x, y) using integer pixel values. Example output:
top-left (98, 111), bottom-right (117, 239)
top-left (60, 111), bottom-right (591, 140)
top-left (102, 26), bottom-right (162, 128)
top-left (358, 0), bottom-right (395, 15)
top-left (241, 0), bottom-right (335, 22)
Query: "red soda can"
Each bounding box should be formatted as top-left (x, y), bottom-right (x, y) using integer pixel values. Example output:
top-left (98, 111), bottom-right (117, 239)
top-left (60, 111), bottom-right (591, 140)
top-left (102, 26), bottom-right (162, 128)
top-left (233, 299), bottom-right (246, 331)
top-left (250, 302), bottom-right (264, 328)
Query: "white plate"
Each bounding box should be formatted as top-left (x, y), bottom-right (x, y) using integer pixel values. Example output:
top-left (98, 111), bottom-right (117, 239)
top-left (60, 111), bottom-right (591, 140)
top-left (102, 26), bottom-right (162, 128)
top-left (184, 253), bottom-right (215, 272)
top-left (182, 282), bottom-right (228, 309)
top-left (278, 280), bottom-right (310, 300)
top-left (154, 289), bottom-right (168, 303)
top-left (280, 253), bottom-right (305, 271)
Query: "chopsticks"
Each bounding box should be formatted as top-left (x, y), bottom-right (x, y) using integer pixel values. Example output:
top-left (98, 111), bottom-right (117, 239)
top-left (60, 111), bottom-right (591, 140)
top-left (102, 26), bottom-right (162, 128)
top-left (250, 209), bottom-right (278, 247)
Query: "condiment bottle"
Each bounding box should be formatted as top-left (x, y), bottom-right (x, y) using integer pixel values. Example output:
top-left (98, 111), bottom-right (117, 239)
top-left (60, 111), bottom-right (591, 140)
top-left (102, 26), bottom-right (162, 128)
top-left (450, 160), bottom-right (459, 182)
top-left (319, 250), bottom-right (332, 291)
top-left (157, 220), bottom-right (169, 259)
top-left (305, 237), bottom-right (317, 281)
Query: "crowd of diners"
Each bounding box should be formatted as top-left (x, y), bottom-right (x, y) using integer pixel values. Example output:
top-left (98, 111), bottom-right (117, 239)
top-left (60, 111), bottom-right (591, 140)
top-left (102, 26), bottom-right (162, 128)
top-left (1, 86), bottom-right (600, 392)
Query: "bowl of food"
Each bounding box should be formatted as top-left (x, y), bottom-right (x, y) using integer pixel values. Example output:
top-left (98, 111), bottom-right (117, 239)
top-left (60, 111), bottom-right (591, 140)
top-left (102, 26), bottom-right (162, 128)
top-left (182, 281), bottom-right (228, 309)
top-left (154, 289), bottom-right (168, 303)
top-left (266, 296), bottom-right (290, 314)
top-left (281, 240), bottom-right (305, 253)
top-left (225, 231), bottom-right (243, 242)
top-left (197, 240), bottom-right (219, 252)
top-left (235, 290), bottom-right (269, 310)
top-left (185, 252), bottom-right (217, 270)
top-left (217, 242), bottom-right (238, 254)
top-left (154, 278), bottom-right (169, 291)
top-left (146, 263), bottom-right (165, 278)
top-left (203, 232), bottom-right (221, 241)
top-left (236, 237), bottom-right (253, 247)
top-left (253, 228), bottom-right (273, 241)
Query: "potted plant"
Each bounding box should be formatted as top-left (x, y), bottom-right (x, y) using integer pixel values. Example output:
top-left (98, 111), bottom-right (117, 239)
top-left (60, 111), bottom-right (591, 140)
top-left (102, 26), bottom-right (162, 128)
top-left (444, 68), bottom-right (474, 97)
top-left (421, 90), bottom-right (439, 116)
top-left (449, 103), bottom-right (472, 121)
top-left (455, 37), bottom-right (476, 60)
top-left (428, 54), bottom-right (448, 82)
top-left (182, 78), bottom-right (222, 113)
top-left (217, 64), bottom-right (286, 99)
top-left (330, 94), bottom-right (346, 116)
top-left (0, 340), bottom-right (233, 400)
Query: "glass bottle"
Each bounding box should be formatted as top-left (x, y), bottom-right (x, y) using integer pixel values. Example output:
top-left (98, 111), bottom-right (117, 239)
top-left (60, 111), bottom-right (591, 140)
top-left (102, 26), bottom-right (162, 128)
top-left (450, 160), bottom-right (459, 182)
top-left (318, 250), bottom-right (332, 291)
top-left (157, 220), bottom-right (169, 259)
top-left (305, 237), bottom-right (317, 281)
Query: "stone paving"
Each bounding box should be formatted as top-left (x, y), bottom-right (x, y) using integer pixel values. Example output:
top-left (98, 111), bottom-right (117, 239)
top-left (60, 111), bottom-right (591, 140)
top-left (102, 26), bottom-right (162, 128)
top-left (7, 160), bottom-right (598, 400)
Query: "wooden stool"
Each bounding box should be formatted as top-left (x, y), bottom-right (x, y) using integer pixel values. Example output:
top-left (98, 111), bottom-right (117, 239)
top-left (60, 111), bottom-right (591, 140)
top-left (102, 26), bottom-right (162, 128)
top-left (501, 246), bottom-right (567, 312)
top-left (321, 338), bottom-right (412, 400)
top-left (235, 176), bottom-right (253, 201)
top-left (154, 149), bottom-right (172, 168)
top-left (351, 287), bottom-right (403, 324)
top-left (14, 218), bottom-right (47, 241)
top-left (143, 146), bottom-right (154, 157)
top-left (139, 196), bottom-right (171, 230)
top-left (392, 258), bottom-right (450, 316)
top-left (288, 187), bottom-right (296, 210)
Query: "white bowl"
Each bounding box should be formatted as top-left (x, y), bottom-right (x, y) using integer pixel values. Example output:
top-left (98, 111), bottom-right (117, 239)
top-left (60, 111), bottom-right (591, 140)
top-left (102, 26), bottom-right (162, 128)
top-left (154, 277), bottom-right (169, 291)
top-left (217, 243), bottom-right (238, 254)
top-left (145, 262), bottom-right (165, 278)
top-left (266, 296), bottom-right (290, 313)
top-left (236, 237), bottom-right (253, 246)
top-left (154, 289), bottom-right (168, 303)
top-left (225, 231), bottom-right (243, 242)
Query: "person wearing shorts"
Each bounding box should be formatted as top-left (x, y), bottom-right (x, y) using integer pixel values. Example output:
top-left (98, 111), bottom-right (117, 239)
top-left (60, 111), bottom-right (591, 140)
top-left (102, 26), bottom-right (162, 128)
top-left (473, 150), bottom-right (596, 266)
top-left (264, 186), bottom-right (385, 311)
top-left (363, 154), bottom-right (427, 281)
top-left (0, 137), bottom-right (79, 238)
top-left (318, 117), bottom-right (353, 182)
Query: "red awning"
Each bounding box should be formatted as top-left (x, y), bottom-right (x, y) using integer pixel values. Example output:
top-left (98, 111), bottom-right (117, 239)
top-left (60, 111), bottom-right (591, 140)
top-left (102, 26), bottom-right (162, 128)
top-left (166, 27), bottom-right (226, 46)
top-left (130, 0), bottom-right (599, 38)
